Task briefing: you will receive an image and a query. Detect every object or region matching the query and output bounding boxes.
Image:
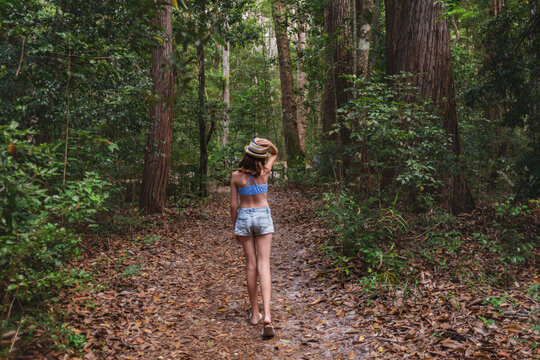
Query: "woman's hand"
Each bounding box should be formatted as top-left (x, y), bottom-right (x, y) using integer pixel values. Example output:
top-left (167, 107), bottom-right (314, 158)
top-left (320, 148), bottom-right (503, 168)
top-left (255, 138), bottom-right (269, 146)
top-left (233, 233), bottom-right (241, 245)
top-left (255, 138), bottom-right (277, 155)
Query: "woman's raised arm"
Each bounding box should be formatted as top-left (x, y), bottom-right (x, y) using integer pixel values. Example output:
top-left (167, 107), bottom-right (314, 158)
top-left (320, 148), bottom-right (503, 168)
top-left (255, 138), bottom-right (278, 173)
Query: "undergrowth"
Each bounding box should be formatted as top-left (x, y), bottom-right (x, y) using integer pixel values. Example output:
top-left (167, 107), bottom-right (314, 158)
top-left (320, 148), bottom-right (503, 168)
top-left (317, 190), bottom-right (538, 298)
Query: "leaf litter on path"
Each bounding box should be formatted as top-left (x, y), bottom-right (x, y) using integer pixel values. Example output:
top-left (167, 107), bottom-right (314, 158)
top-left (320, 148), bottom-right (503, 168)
top-left (13, 186), bottom-right (540, 359)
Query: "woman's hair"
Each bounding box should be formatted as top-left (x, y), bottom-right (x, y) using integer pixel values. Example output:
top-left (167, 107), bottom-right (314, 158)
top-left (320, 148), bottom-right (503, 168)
top-left (237, 153), bottom-right (266, 177)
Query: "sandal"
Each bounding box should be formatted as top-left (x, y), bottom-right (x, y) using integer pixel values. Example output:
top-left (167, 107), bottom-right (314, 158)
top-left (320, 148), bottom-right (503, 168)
top-left (262, 322), bottom-right (275, 339)
top-left (249, 313), bottom-right (262, 326)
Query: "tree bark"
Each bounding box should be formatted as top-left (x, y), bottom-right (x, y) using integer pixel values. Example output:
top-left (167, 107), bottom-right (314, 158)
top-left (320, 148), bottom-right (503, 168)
top-left (271, 0), bottom-right (304, 165)
top-left (198, 39), bottom-right (208, 197)
top-left (356, 0), bottom-right (373, 77)
top-left (352, 0), bottom-right (357, 76)
top-left (485, 0), bottom-right (505, 187)
top-left (140, 2), bottom-right (174, 214)
top-left (368, 0), bottom-right (381, 71)
top-left (490, 0), bottom-right (504, 16)
top-left (221, 38), bottom-right (230, 145)
top-left (296, 20), bottom-right (308, 152)
top-left (322, 0), bottom-right (352, 137)
top-left (385, 0), bottom-right (475, 214)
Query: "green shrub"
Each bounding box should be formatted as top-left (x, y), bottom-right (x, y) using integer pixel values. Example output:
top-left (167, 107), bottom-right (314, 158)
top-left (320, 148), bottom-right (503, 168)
top-left (335, 73), bottom-right (452, 209)
top-left (208, 143), bottom-right (241, 185)
top-left (0, 122), bottom-right (112, 312)
top-left (318, 191), bottom-right (409, 283)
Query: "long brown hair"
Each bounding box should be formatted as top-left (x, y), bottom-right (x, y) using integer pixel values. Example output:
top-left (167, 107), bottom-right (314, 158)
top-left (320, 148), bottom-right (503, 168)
top-left (237, 153), bottom-right (266, 177)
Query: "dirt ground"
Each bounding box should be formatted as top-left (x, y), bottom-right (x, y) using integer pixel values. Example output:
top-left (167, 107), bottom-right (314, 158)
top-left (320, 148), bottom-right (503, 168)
top-left (13, 185), bottom-right (539, 359)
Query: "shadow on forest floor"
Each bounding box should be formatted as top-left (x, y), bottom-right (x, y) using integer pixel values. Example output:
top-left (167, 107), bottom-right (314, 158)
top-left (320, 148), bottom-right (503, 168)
top-left (10, 186), bottom-right (540, 359)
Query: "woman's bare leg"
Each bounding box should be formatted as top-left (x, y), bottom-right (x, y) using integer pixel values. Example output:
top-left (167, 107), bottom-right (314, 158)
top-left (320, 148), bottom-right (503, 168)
top-left (239, 236), bottom-right (259, 323)
top-left (256, 233), bottom-right (272, 324)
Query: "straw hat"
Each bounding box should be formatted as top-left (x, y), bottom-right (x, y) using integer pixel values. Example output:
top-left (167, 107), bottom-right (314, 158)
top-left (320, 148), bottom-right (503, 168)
top-left (244, 138), bottom-right (269, 159)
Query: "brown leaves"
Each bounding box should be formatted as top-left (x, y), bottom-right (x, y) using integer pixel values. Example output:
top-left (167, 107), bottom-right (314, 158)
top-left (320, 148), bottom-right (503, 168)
top-left (13, 186), bottom-right (540, 360)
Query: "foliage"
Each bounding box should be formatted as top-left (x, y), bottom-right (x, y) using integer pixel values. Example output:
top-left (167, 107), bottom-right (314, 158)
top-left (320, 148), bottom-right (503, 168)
top-left (466, 1), bottom-right (540, 199)
top-left (489, 196), bottom-right (536, 271)
top-left (0, 122), bottom-right (112, 313)
top-left (336, 74), bottom-right (452, 209)
top-left (317, 191), bottom-right (409, 286)
top-left (0, 0), bottom-right (153, 202)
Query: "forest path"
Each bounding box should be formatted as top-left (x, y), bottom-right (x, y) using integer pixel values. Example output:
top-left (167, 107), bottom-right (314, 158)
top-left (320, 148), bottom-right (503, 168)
top-left (149, 185), bottom-right (369, 359)
top-left (19, 185), bottom-right (540, 359)
top-left (24, 186), bottom-right (370, 359)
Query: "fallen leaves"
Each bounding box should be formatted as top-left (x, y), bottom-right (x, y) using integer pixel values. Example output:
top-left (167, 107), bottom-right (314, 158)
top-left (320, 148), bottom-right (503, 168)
top-left (12, 186), bottom-right (540, 359)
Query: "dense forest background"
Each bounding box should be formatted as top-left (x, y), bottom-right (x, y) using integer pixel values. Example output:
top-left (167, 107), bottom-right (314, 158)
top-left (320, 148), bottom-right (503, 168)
top-left (0, 0), bottom-right (538, 357)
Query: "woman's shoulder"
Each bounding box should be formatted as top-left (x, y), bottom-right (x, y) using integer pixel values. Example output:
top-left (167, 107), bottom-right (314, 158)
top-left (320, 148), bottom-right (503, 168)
top-left (231, 170), bottom-right (245, 181)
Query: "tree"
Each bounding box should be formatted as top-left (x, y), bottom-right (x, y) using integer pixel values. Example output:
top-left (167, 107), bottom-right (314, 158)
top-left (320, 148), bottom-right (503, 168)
top-left (385, 0), bottom-right (474, 214)
top-left (490, 0), bottom-right (504, 16)
top-left (221, 36), bottom-right (230, 146)
top-left (355, 0), bottom-right (373, 77)
top-left (320, 0), bottom-right (353, 181)
top-left (271, 0), bottom-right (304, 166)
top-left (322, 0), bottom-right (352, 138)
top-left (196, 0), bottom-right (215, 197)
top-left (295, 19), bottom-right (308, 152)
top-left (140, 1), bottom-right (174, 214)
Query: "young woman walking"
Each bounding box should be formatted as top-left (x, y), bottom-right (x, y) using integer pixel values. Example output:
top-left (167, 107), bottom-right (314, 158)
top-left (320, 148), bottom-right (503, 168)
top-left (230, 138), bottom-right (278, 338)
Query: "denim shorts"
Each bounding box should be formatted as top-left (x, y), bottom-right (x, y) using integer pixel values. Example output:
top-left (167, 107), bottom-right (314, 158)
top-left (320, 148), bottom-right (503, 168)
top-left (234, 208), bottom-right (274, 237)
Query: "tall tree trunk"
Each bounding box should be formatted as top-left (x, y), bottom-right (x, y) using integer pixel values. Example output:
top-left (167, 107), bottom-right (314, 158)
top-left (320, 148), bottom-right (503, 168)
top-left (260, 18), bottom-right (272, 139)
top-left (352, 0), bottom-right (357, 76)
top-left (198, 40), bottom-right (208, 197)
top-left (220, 20), bottom-right (231, 146)
top-left (321, 0), bottom-right (353, 182)
top-left (221, 38), bottom-right (230, 145)
top-left (385, 0), bottom-right (475, 214)
top-left (485, 0), bottom-right (505, 186)
top-left (322, 0), bottom-right (352, 137)
top-left (356, 0), bottom-right (373, 77)
top-left (296, 20), bottom-right (308, 152)
top-left (271, 0), bottom-right (304, 165)
top-left (140, 2), bottom-right (174, 214)
top-left (368, 0), bottom-right (381, 71)
top-left (490, 0), bottom-right (504, 16)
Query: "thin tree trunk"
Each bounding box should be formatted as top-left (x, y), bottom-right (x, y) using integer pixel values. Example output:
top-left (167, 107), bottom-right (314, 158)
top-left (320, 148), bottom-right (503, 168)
top-left (140, 2), bottom-right (174, 214)
top-left (357, 0), bottom-right (373, 77)
top-left (198, 39), bottom-right (208, 197)
top-left (261, 21), bottom-right (272, 139)
top-left (451, 16), bottom-right (459, 45)
top-left (490, 0), bottom-right (504, 16)
top-left (368, 0), bottom-right (381, 71)
top-left (296, 20), bottom-right (308, 152)
top-left (272, 0), bottom-right (304, 165)
top-left (484, 0), bottom-right (505, 187)
top-left (63, 43), bottom-right (71, 185)
top-left (385, 0), bottom-right (474, 214)
top-left (222, 38), bottom-right (230, 145)
top-left (352, 0), bottom-right (357, 76)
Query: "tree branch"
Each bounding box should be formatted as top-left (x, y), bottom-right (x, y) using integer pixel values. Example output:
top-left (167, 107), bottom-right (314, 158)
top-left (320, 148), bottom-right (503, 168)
top-left (15, 38), bottom-right (25, 78)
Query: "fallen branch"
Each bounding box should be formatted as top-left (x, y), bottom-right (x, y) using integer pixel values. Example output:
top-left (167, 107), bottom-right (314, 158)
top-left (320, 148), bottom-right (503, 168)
top-left (8, 318), bottom-right (23, 354)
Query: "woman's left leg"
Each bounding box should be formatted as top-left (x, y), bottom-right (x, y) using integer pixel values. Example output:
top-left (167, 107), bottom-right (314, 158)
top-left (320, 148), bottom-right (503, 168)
top-left (255, 233), bottom-right (272, 324)
top-left (238, 236), bottom-right (259, 324)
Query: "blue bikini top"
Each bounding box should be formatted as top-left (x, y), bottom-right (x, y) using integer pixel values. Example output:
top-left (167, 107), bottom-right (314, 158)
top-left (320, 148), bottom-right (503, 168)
top-left (238, 175), bottom-right (268, 196)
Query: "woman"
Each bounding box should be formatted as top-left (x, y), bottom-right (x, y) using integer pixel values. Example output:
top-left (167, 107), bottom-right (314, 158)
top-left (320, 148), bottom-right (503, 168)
top-left (230, 138), bottom-right (278, 338)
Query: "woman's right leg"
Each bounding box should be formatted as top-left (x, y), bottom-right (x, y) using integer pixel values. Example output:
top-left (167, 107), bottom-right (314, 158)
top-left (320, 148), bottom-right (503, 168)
top-left (238, 236), bottom-right (259, 324)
